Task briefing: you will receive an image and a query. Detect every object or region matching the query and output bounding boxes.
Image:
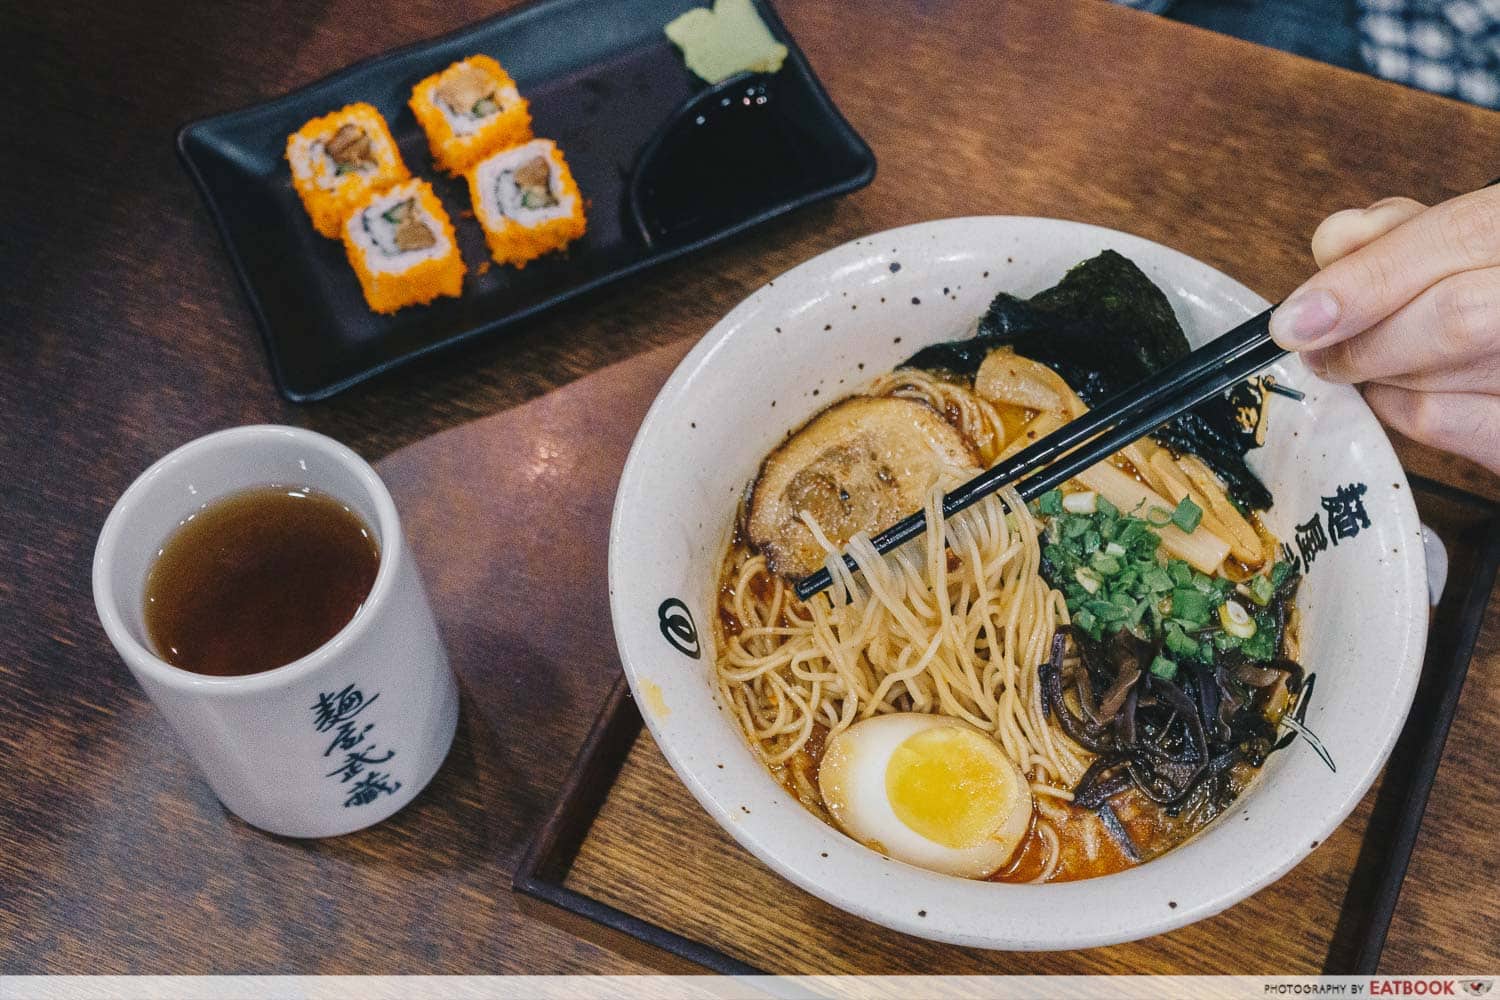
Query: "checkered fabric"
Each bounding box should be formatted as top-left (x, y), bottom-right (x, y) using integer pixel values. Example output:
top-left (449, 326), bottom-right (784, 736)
top-left (1109, 0), bottom-right (1500, 108)
top-left (1357, 0), bottom-right (1500, 107)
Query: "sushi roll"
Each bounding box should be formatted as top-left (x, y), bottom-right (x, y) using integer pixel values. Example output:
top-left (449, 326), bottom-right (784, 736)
top-left (409, 55), bottom-right (532, 176)
top-left (466, 139), bottom-right (587, 269)
top-left (286, 103), bottom-right (409, 238)
top-left (341, 179), bottom-right (466, 314)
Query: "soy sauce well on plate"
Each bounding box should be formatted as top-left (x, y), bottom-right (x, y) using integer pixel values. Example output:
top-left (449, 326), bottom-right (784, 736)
top-left (630, 74), bottom-right (816, 243)
top-left (143, 485), bottom-right (380, 677)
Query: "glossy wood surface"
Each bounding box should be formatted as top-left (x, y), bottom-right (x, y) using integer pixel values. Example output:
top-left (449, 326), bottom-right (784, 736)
top-left (3, 0), bottom-right (1499, 974)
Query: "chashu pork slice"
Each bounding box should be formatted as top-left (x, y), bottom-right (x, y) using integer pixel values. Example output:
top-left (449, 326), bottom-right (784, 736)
top-left (747, 396), bottom-right (979, 580)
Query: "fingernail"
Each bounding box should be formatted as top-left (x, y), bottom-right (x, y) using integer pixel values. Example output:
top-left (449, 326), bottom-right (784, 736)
top-left (1270, 288), bottom-right (1340, 347)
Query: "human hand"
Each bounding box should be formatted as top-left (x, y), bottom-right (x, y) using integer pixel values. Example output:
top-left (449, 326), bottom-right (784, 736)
top-left (1267, 187), bottom-right (1500, 475)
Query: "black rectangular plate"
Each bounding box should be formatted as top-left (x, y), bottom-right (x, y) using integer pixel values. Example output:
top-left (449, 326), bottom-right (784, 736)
top-left (177, 0), bottom-right (875, 401)
top-left (513, 478), bottom-right (1500, 974)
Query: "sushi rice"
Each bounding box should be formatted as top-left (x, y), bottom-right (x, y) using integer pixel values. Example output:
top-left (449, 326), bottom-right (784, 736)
top-left (467, 138), bottom-right (586, 269)
top-left (341, 179), bottom-right (465, 313)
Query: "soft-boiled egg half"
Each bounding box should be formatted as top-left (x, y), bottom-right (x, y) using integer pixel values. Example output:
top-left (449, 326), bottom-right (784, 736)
top-left (818, 713), bottom-right (1033, 878)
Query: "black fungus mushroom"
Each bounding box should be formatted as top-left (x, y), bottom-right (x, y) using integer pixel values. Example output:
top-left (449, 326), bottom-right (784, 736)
top-left (1041, 578), bottom-right (1305, 819)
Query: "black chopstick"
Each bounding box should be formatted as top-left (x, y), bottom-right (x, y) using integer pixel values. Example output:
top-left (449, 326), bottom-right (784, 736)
top-left (794, 307), bottom-right (1286, 601)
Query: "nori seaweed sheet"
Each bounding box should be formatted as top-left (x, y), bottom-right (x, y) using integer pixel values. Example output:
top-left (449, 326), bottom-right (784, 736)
top-left (900, 250), bottom-right (1272, 510)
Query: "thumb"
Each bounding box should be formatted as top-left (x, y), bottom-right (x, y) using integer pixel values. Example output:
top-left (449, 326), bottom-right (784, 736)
top-left (1310, 197), bottom-right (1426, 268)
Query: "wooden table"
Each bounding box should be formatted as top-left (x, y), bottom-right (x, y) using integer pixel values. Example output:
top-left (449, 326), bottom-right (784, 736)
top-left (2, 0), bottom-right (1497, 975)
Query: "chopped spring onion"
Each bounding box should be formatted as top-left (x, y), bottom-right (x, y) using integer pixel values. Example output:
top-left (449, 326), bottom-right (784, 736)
top-left (1247, 574), bottom-right (1276, 607)
top-left (1090, 551), bottom-right (1123, 576)
top-left (1171, 497), bottom-right (1203, 533)
top-left (1212, 630), bottom-right (1245, 652)
top-left (1084, 599), bottom-right (1126, 622)
top-left (1218, 599), bottom-right (1256, 638)
top-left (1116, 519), bottom-right (1147, 549)
top-left (1149, 655), bottom-right (1179, 681)
top-left (1163, 623), bottom-right (1202, 659)
top-left (1170, 587), bottom-right (1212, 625)
top-left (1240, 617), bottom-right (1278, 661)
top-left (1039, 499), bottom-right (1290, 663)
top-left (1141, 566), bottom-right (1174, 593)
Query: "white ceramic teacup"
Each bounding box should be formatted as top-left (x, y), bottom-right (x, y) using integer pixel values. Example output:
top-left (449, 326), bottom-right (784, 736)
top-left (93, 425), bottom-right (458, 838)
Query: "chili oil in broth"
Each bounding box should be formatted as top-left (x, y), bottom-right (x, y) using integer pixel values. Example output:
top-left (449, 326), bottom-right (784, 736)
top-left (713, 388), bottom-right (1292, 883)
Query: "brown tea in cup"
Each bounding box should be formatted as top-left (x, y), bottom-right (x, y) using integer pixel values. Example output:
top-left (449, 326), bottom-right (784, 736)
top-left (143, 485), bottom-right (380, 677)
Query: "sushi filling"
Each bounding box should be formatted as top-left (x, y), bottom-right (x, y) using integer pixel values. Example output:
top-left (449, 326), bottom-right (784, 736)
top-left (362, 198), bottom-right (437, 257)
top-left (435, 63), bottom-right (512, 136)
top-left (512, 157), bottom-right (558, 210)
top-left (349, 189), bottom-right (452, 273)
top-left (323, 123), bottom-right (376, 177)
top-left (489, 153), bottom-right (570, 223)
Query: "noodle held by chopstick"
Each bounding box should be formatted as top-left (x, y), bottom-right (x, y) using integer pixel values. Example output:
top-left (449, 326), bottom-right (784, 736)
top-left (716, 483), bottom-right (1088, 788)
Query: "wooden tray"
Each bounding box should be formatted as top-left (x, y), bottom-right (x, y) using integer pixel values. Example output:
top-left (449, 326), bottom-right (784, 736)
top-left (511, 391), bottom-right (1500, 972)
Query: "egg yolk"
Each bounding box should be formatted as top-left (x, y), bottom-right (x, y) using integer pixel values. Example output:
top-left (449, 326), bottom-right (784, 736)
top-left (885, 727), bottom-right (1014, 849)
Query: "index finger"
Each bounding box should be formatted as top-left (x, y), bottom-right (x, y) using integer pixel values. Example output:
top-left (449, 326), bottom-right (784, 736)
top-left (1269, 186), bottom-right (1500, 351)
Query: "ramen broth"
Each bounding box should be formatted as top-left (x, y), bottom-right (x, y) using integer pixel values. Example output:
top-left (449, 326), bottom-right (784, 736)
top-left (713, 348), bottom-right (1300, 883)
top-left (715, 529), bottom-right (1278, 883)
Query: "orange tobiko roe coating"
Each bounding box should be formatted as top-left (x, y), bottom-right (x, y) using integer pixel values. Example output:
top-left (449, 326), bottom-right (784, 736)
top-left (466, 142), bottom-right (587, 269)
top-left (409, 55), bottom-right (533, 176)
top-left (286, 103), bottom-right (409, 238)
top-left (341, 181), bottom-right (466, 314)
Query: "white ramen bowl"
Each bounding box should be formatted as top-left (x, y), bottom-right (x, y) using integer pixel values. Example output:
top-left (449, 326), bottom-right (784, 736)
top-left (609, 217), bottom-right (1427, 949)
